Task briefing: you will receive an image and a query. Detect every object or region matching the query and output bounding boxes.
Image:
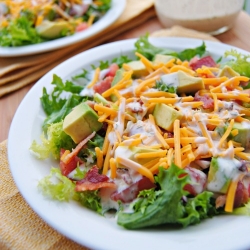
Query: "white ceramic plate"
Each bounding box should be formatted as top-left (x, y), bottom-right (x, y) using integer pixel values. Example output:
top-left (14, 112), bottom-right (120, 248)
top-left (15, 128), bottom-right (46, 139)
top-left (0, 0), bottom-right (125, 57)
top-left (8, 38), bottom-right (250, 250)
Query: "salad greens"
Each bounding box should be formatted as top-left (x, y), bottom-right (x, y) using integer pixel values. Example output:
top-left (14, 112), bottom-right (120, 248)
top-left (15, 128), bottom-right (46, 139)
top-left (118, 164), bottom-right (216, 229)
top-left (31, 35), bottom-right (250, 231)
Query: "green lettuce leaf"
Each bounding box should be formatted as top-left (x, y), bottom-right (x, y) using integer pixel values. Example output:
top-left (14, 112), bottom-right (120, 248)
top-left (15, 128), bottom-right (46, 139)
top-left (134, 35), bottom-right (206, 61)
top-left (38, 168), bottom-right (76, 201)
top-left (76, 190), bottom-right (102, 214)
top-left (232, 199), bottom-right (250, 216)
top-left (117, 163), bottom-right (216, 229)
top-left (224, 49), bottom-right (250, 78)
top-left (0, 15), bottom-right (45, 47)
top-left (30, 121), bottom-right (75, 160)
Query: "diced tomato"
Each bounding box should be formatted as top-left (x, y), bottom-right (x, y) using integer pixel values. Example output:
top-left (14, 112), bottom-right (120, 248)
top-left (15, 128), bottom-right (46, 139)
top-left (76, 22), bottom-right (88, 32)
top-left (75, 166), bottom-right (116, 191)
top-left (233, 181), bottom-right (249, 208)
top-left (111, 176), bottom-right (156, 203)
top-left (93, 76), bottom-right (113, 94)
top-left (105, 63), bottom-right (119, 77)
top-left (194, 91), bottom-right (214, 109)
top-left (190, 56), bottom-right (217, 70)
top-left (182, 167), bottom-right (207, 196)
top-left (60, 149), bottom-right (83, 176)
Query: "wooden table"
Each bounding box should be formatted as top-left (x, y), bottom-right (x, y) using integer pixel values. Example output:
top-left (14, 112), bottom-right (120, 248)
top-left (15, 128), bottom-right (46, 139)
top-left (1, 11), bottom-right (250, 142)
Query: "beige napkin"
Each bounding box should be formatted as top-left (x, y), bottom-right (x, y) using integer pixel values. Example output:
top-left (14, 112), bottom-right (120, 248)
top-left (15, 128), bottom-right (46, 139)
top-left (0, 0), bottom-right (156, 97)
top-left (0, 140), bottom-right (88, 250)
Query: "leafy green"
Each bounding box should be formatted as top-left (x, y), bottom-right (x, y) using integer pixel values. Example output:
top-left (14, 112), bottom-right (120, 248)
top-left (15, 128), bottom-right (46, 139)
top-left (38, 168), bottom-right (76, 201)
top-left (40, 74), bottom-right (87, 131)
top-left (0, 15), bottom-right (45, 47)
top-left (224, 49), bottom-right (250, 78)
top-left (154, 80), bottom-right (176, 93)
top-left (30, 121), bottom-right (75, 160)
top-left (232, 199), bottom-right (250, 216)
top-left (76, 190), bottom-right (102, 214)
top-left (112, 55), bottom-right (132, 68)
top-left (117, 163), bottom-right (216, 229)
top-left (134, 35), bottom-right (206, 61)
top-left (73, 166), bottom-right (87, 180)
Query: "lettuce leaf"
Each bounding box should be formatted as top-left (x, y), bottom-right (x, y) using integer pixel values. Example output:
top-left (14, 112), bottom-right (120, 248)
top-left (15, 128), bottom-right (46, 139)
top-left (224, 49), bottom-right (250, 78)
top-left (232, 199), bottom-right (250, 216)
top-left (0, 15), bottom-right (45, 47)
top-left (30, 121), bottom-right (75, 160)
top-left (134, 35), bottom-right (206, 61)
top-left (117, 163), bottom-right (216, 229)
top-left (38, 168), bottom-right (76, 201)
top-left (76, 190), bottom-right (102, 214)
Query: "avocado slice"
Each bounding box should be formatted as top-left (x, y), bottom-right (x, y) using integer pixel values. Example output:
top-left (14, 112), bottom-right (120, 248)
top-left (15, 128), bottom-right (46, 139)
top-left (36, 20), bottom-right (69, 39)
top-left (110, 69), bottom-right (124, 102)
top-left (216, 122), bottom-right (250, 150)
top-left (94, 93), bottom-right (109, 105)
top-left (207, 157), bottom-right (241, 194)
top-left (160, 71), bottom-right (204, 95)
top-left (218, 65), bottom-right (240, 78)
top-left (63, 102), bottom-right (102, 143)
top-left (115, 145), bottom-right (163, 166)
top-left (177, 71), bottom-right (204, 94)
top-left (153, 103), bottom-right (183, 132)
top-left (153, 54), bottom-right (175, 65)
top-left (127, 61), bottom-right (148, 78)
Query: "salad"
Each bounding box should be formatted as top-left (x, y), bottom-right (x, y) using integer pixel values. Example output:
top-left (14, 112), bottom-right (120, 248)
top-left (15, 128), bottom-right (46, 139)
top-left (0, 0), bottom-right (111, 47)
top-left (30, 36), bottom-right (250, 229)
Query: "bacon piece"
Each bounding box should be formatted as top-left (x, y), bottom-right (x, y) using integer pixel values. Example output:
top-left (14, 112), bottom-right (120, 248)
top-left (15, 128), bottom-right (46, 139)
top-left (216, 195), bottom-right (226, 208)
top-left (76, 166), bottom-right (116, 191)
top-left (194, 91), bottom-right (214, 109)
top-left (93, 76), bottom-right (113, 94)
top-left (105, 63), bottom-right (119, 77)
top-left (190, 56), bottom-right (217, 70)
top-left (60, 149), bottom-right (83, 176)
top-left (63, 132), bottom-right (96, 164)
top-left (111, 176), bottom-right (156, 203)
top-left (234, 181), bottom-right (249, 208)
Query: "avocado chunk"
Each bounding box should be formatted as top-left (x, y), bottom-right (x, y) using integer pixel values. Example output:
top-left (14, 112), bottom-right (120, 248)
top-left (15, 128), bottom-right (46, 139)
top-left (216, 122), bottom-right (250, 150)
top-left (115, 146), bottom-right (163, 166)
top-left (207, 157), bottom-right (241, 194)
top-left (218, 65), bottom-right (240, 78)
top-left (110, 69), bottom-right (124, 102)
top-left (127, 61), bottom-right (148, 78)
top-left (153, 54), bottom-right (175, 65)
top-left (63, 102), bottom-right (102, 143)
top-left (160, 71), bottom-right (204, 95)
top-left (94, 93), bottom-right (109, 105)
top-left (36, 20), bottom-right (69, 39)
top-left (153, 103), bottom-right (183, 132)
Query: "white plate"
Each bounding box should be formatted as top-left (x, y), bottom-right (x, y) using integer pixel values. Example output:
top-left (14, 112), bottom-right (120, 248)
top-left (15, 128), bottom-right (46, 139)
top-left (0, 0), bottom-right (125, 57)
top-left (8, 38), bottom-right (250, 250)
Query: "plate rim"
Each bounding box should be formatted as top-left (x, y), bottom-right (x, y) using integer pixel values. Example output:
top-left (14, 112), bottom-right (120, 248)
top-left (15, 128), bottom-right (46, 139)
top-left (8, 37), bottom-right (250, 250)
top-left (0, 0), bottom-right (126, 57)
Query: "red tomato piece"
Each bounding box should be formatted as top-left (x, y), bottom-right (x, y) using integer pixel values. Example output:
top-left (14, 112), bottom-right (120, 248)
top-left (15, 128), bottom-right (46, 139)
top-left (60, 149), bottom-right (82, 176)
top-left (190, 56), bottom-right (217, 70)
top-left (93, 76), bottom-right (113, 94)
top-left (76, 22), bottom-right (88, 32)
top-left (105, 63), bottom-right (119, 77)
top-left (111, 176), bottom-right (156, 203)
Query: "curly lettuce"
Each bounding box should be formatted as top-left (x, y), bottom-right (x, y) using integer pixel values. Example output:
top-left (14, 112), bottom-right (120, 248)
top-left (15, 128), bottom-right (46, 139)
top-left (30, 121), bottom-right (75, 160)
top-left (117, 163), bottom-right (216, 229)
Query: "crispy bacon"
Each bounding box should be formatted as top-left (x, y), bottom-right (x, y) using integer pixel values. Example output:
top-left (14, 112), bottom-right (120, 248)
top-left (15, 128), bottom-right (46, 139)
top-left (60, 149), bottom-right (83, 176)
top-left (190, 56), bottom-right (217, 71)
top-left (111, 176), bottom-right (156, 203)
top-left (105, 63), bottom-right (119, 77)
top-left (75, 166), bottom-right (116, 191)
top-left (234, 181), bottom-right (249, 208)
top-left (93, 76), bottom-right (113, 94)
top-left (194, 91), bottom-right (214, 109)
